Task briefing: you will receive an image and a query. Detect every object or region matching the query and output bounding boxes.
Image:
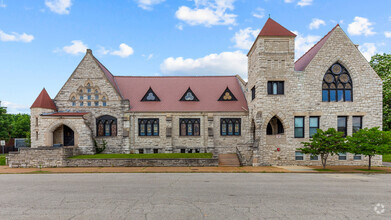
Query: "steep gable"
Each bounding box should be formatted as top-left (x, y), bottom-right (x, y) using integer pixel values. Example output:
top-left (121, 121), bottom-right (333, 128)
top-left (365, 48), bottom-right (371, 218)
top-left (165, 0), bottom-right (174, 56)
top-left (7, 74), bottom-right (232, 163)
top-left (54, 50), bottom-right (123, 105)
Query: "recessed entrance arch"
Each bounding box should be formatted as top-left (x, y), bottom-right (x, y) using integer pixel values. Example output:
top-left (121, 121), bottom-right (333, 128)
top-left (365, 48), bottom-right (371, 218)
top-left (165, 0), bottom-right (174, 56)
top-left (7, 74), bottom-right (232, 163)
top-left (49, 123), bottom-right (78, 147)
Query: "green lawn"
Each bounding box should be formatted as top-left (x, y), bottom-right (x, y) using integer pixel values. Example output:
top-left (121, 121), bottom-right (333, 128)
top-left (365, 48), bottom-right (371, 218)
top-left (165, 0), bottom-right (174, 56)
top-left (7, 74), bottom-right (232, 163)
top-left (0, 154), bottom-right (6, 166)
top-left (70, 153), bottom-right (213, 159)
top-left (383, 154), bottom-right (391, 162)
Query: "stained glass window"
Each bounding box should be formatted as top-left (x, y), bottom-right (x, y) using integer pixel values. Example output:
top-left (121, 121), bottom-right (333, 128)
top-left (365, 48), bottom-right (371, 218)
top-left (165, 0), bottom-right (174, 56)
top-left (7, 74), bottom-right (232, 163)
top-left (180, 88), bottom-right (199, 101)
top-left (180, 118), bottom-right (200, 136)
top-left (220, 118), bottom-right (241, 136)
top-left (322, 63), bottom-right (352, 102)
top-left (218, 87), bottom-right (237, 101)
top-left (141, 88), bottom-right (160, 101)
top-left (96, 115), bottom-right (117, 137)
top-left (138, 119), bottom-right (159, 136)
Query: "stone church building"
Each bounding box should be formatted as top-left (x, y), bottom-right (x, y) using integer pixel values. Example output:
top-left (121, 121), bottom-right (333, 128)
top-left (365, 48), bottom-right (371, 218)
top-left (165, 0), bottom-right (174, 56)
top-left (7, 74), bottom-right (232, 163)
top-left (30, 18), bottom-right (382, 166)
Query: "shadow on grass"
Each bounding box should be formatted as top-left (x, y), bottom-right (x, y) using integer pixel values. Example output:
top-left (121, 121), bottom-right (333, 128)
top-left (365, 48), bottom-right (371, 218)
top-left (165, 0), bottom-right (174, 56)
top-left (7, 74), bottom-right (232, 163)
top-left (27, 170), bottom-right (51, 174)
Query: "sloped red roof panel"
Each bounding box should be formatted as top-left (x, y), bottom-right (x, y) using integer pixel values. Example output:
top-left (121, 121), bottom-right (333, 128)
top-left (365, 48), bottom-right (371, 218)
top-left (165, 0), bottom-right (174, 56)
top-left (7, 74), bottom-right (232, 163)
top-left (259, 18), bottom-right (296, 37)
top-left (31, 88), bottom-right (57, 110)
top-left (295, 25), bottom-right (339, 71)
top-left (114, 76), bottom-right (248, 112)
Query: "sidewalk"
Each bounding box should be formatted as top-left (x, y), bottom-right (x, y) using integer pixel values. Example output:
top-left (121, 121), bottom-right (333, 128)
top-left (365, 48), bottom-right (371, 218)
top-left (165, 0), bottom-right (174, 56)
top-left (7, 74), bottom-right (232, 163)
top-left (1, 165), bottom-right (391, 174)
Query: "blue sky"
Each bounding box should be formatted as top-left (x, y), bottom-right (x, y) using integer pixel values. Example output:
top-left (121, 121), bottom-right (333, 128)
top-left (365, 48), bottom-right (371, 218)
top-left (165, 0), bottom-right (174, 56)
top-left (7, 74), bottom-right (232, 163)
top-left (0, 0), bottom-right (390, 114)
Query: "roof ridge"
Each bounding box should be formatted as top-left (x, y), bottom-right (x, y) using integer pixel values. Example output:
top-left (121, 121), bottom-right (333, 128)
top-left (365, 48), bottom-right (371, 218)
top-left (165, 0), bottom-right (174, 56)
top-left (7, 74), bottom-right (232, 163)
top-left (295, 24), bottom-right (339, 66)
top-left (114, 75), bottom-right (238, 78)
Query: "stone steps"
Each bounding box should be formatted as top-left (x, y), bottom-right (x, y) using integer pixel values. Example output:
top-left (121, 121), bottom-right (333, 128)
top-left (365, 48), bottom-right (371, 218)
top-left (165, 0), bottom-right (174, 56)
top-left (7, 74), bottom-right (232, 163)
top-left (218, 153), bottom-right (240, 167)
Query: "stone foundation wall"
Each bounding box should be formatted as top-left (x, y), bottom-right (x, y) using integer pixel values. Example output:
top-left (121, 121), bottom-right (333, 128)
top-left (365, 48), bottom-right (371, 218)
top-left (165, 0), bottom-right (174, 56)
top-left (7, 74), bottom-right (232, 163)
top-left (7, 147), bottom-right (77, 168)
top-left (65, 158), bottom-right (218, 167)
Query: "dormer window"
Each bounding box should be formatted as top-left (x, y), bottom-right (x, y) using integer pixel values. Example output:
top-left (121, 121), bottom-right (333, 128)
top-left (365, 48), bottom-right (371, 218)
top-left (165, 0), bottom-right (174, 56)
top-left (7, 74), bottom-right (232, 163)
top-left (218, 87), bottom-right (237, 101)
top-left (141, 87), bottom-right (160, 101)
top-left (180, 88), bottom-right (199, 101)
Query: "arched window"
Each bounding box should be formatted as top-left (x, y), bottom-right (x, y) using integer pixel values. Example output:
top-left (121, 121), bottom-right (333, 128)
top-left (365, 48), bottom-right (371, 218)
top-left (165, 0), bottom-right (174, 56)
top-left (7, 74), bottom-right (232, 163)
top-left (96, 115), bottom-right (117, 137)
top-left (322, 63), bottom-right (352, 102)
top-left (266, 116), bottom-right (284, 135)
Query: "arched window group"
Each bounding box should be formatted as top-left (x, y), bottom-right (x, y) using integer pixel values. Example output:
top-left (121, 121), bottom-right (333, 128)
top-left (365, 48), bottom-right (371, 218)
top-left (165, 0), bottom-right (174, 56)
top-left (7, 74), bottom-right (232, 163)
top-left (96, 115), bottom-right (117, 137)
top-left (266, 116), bottom-right (284, 135)
top-left (322, 63), bottom-right (352, 102)
top-left (70, 80), bottom-right (108, 107)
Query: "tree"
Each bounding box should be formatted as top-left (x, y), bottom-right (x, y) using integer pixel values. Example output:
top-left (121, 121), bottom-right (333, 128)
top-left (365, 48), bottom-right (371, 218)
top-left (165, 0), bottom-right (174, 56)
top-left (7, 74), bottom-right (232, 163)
top-left (10, 114), bottom-right (30, 138)
top-left (0, 102), bottom-right (12, 142)
top-left (347, 127), bottom-right (391, 170)
top-left (370, 53), bottom-right (391, 130)
top-left (299, 128), bottom-right (347, 169)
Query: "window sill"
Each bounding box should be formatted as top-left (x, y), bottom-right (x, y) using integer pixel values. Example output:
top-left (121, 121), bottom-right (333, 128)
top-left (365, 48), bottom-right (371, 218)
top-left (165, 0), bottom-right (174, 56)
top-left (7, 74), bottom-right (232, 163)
top-left (138, 135), bottom-right (160, 138)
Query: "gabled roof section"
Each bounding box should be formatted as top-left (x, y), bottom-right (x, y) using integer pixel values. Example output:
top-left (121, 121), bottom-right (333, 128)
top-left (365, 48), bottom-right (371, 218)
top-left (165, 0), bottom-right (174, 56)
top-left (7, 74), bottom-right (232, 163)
top-left (90, 51), bottom-right (123, 99)
top-left (180, 87), bottom-right (199, 101)
top-left (218, 87), bottom-right (237, 101)
top-left (114, 76), bottom-right (248, 112)
top-left (31, 88), bottom-right (57, 110)
top-left (141, 87), bottom-right (160, 101)
top-left (259, 18), bottom-right (296, 37)
top-left (295, 24), bottom-right (339, 71)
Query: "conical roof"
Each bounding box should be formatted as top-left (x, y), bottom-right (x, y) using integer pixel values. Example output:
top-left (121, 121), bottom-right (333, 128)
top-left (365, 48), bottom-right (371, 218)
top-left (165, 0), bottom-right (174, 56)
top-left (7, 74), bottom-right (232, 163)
top-left (31, 88), bottom-right (57, 110)
top-left (259, 18), bottom-right (296, 37)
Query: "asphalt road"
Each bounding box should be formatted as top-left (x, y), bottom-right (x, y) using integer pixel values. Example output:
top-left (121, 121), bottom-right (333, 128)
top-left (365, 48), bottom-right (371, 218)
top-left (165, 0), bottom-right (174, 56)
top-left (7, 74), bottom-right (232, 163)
top-left (0, 173), bottom-right (390, 220)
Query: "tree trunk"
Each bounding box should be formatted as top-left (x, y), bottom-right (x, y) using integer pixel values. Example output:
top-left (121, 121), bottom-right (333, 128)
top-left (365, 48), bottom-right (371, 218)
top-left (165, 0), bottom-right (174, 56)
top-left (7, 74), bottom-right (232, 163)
top-left (321, 154), bottom-right (328, 169)
top-left (368, 155), bottom-right (372, 170)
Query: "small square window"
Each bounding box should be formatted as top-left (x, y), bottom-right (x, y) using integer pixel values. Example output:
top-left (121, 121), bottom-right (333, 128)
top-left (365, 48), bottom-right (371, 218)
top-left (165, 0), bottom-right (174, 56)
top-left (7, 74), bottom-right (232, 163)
top-left (295, 151), bottom-right (304, 160)
top-left (80, 102), bottom-right (84, 106)
top-left (103, 101), bottom-right (107, 106)
top-left (87, 102), bottom-right (91, 106)
top-left (72, 101), bottom-right (76, 106)
top-left (88, 95), bottom-right (91, 100)
top-left (195, 149), bottom-right (200, 153)
top-left (87, 88), bottom-right (91, 93)
top-left (95, 95), bottom-right (99, 100)
top-left (138, 149), bottom-right (144, 154)
top-left (353, 154), bottom-right (362, 160)
top-left (153, 149), bottom-right (159, 154)
top-left (80, 95), bottom-right (84, 100)
top-left (180, 149), bottom-right (186, 153)
top-left (267, 81), bottom-right (284, 95)
top-left (94, 102), bottom-right (99, 106)
top-left (338, 153), bottom-right (347, 160)
top-left (188, 149), bottom-right (193, 153)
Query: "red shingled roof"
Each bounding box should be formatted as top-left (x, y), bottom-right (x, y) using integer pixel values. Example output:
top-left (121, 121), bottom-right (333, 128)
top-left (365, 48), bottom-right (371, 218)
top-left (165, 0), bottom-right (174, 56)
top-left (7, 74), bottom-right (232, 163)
top-left (43, 112), bottom-right (89, 116)
top-left (295, 24), bottom-right (339, 71)
top-left (31, 88), bottom-right (57, 110)
top-left (259, 18), bottom-right (296, 37)
top-left (114, 76), bottom-right (248, 112)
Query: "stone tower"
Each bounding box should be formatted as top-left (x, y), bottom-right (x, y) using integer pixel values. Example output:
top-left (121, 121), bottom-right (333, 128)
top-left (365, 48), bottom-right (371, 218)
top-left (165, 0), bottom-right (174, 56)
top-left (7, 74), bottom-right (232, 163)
top-left (30, 88), bottom-right (57, 148)
top-left (247, 18), bottom-right (297, 165)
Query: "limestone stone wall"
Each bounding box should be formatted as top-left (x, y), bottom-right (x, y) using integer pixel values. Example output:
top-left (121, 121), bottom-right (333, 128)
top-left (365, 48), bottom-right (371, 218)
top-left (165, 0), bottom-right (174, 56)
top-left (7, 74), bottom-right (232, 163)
top-left (65, 158), bottom-right (218, 167)
top-left (247, 26), bottom-right (382, 166)
top-left (128, 112), bottom-right (252, 157)
top-left (7, 147), bottom-right (76, 168)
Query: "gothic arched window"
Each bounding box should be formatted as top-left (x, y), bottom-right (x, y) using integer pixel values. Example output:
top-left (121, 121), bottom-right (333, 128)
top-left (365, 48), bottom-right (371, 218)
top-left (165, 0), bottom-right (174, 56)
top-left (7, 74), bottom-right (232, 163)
top-left (322, 63), bottom-right (352, 102)
top-left (96, 115), bottom-right (117, 137)
top-left (266, 116), bottom-right (284, 135)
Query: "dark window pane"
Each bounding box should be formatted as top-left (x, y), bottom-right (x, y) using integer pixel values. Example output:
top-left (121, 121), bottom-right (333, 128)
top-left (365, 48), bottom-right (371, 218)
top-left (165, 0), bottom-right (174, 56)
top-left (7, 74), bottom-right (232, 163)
top-left (294, 128), bottom-right (304, 138)
top-left (267, 123), bottom-right (273, 135)
top-left (267, 82), bottom-right (272, 95)
top-left (338, 153), bottom-right (347, 160)
top-left (310, 154), bottom-right (318, 160)
top-left (295, 152), bottom-right (304, 160)
top-left (278, 82), bottom-right (284, 94)
top-left (337, 89), bottom-right (344, 101)
top-left (251, 87), bottom-right (255, 100)
top-left (322, 90), bottom-right (329, 102)
top-left (354, 154), bottom-right (362, 160)
top-left (330, 90), bottom-right (336, 101)
top-left (337, 116), bottom-right (347, 137)
top-left (309, 128), bottom-right (317, 138)
top-left (353, 116), bottom-right (362, 133)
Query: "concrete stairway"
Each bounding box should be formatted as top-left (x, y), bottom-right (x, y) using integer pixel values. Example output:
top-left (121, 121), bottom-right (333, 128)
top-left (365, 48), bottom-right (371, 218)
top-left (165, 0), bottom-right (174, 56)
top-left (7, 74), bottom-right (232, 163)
top-left (218, 153), bottom-right (241, 167)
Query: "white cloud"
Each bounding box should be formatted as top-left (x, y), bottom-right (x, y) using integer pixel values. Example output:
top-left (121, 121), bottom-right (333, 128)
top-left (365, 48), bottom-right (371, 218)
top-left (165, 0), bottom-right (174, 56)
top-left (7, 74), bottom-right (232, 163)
top-left (309, 18), bottom-right (325, 30)
top-left (359, 43), bottom-right (377, 61)
top-left (348, 16), bottom-right (375, 36)
top-left (142, 53), bottom-right (154, 60)
top-left (0, 30), bottom-right (34, 43)
top-left (293, 31), bottom-right (321, 60)
top-left (284, 0), bottom-right (294, 3)
top-left (45, 0), bottom-right (72, 15)
top-left (175, 0), bottom-right (237, 27)
top-left (110, 43), bottom-right (134, 58)
top-left (176, 24), bottom-right (184, 30)
top-left (160, 51), bottom-right (247, 78)
top-left (1, 101), bottom-right (29, 114)
top-left (385, 31), bottom-right (391, 38)
top-left (136, 0), bottom-right (165, 10)
top-left (62, 40), bottom-right (88, 55)
top-left (297, 0), bottom-right (313, 7)
top-left (252, 8), bottom-right (264, 19)
top-left (97, 46), bottom-right (109, 55)
top-left (0, 1), bottom-right (6, 8)
top-left (232, 27), bottom-right (259, 50)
